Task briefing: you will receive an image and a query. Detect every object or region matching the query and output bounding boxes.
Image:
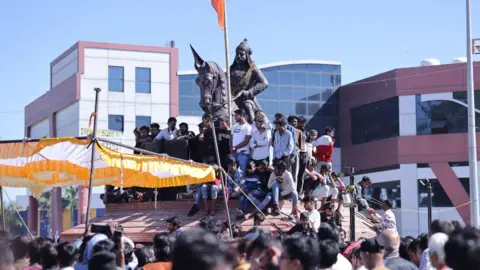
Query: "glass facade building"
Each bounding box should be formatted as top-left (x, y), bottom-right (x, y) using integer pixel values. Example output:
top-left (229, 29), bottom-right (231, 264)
top-left (178, 61), bottom-right (341, 134)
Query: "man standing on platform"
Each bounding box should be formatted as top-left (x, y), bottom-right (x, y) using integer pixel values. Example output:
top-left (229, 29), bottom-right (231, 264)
top-left (272, 117), bottom-right (294, 172)
top-left (230, 109), bottom-right (252, 173)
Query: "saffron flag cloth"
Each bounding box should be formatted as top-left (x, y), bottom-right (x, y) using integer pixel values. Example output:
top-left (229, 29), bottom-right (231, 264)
top-left (211, 0), bottom-right (225, 29)
top-left (0, 137), bottom-right (215, 198)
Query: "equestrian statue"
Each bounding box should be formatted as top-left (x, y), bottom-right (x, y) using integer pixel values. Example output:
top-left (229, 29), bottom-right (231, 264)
top-left (190, 39), bottom-right (269, 124)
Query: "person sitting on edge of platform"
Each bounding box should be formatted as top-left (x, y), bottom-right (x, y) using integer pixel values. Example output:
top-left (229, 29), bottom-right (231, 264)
top-left (244, 160), bottom-right (273, 218)
top-left (187, 156), bottom-right (217, 217)
top-left (302, 159), bottom-right (322, 198)
top-left (354, 176), bottom-right (373, 214)
top-left (225, 156), bottom-right (244, 199)
top-left (166, 216), bottom-right (182, 239)
top-left (268, 160), bottom-right (298, 217)
top-left (155, 117), bottom-right (178, 141)
top-left (150, 123), bottom-right (160, 140)
top-left (302, 195), bottom-right (320, 233)
top-left (134, 126), bottom-right (152, 154)
top-left (201, 165), bottom-right (224, 216)
top-left (237, 161), bottom-right (259, 214)
top-left (312, 164), bottom-right (339, 212)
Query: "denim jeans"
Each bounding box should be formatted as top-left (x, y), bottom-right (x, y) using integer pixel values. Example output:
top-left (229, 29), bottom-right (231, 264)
top-left (201, 184), bottom-right (222, 200)
top-left (239, 186), bottom-right (257, 212)
top-left (272, 182), bottom-right (298, 209)
top-left (236, 152), bottom-right (250, 173)
top-left (194, 185), bottom-right (202, 205)
top-left (248, 190), bottom-right (273, 211)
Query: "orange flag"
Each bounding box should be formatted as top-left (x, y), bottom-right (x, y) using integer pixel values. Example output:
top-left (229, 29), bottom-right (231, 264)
top-left (211, 0), bottom-right (225, 30)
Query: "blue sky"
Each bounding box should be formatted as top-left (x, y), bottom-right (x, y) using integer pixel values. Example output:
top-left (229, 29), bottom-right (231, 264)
top-left (0, 0), bottom-right (477, 200)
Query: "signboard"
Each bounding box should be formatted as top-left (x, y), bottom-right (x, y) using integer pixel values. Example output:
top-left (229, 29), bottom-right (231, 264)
top-left (80, 128), bottom-right (124, 152)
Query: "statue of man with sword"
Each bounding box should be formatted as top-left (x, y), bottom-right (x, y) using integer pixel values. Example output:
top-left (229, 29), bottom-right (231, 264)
top-left (230, 39), bottom-right (269, 124)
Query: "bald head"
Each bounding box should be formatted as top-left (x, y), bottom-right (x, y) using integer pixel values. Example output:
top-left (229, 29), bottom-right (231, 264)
top-left (379, 230), bottom-right (400, 253)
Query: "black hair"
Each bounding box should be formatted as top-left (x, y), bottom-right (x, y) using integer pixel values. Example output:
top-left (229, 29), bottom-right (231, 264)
top-left (234, 109), bottom-right (246, 117)
top-left (302, 195), bottom-right (315, 204)
top-left (318, 239), bottom-right (339, 269)
top-left (172, 228), bottom-right (233, 270)
top-left (274, 117), bottom-right (287, 127)
top-left (179, 122), bottom-right (189, 129)
top-left (274, 113), bottom-right (284, 119)
top-left (168, 117), bottom-right (177, 124)
top-left (226, 157), bottom-right (237, 166)
top-left (93, 239), bottom-right (115, 255)
top-left (418, 233), bottom-right (428, 252)
top-left (135, 245), bottom-right (154, 267)
top-left (318, 223), bottom-right (341, 244)
top-left (407, 237), bottom-right (419, 254)
top-left (39, 242), bottom-right (58, 269)
top-left (153, 232), bottom-right (174, 262)
top-left (78, 235), bottom-right (93, 263)
top-left (399, 238), bottom-right (411, 262)
top-left (139, 125), bottom-right (150, 132)
top-left (202, 113), bottom-right (212, 121)
top-left (430, 219), bottom-right (454, 235)
top-left (88, 251), bottom-right (117, 270)
top-left (150, 123), bottom-right (160, 129)
top-left (287, 115), bottom-right (298, 123)
top-left (298, 116), bottom-right (307, 123)
top-left (445, 226), bottom-right (480, 270)
top-left (383, 199), bottom-right (393, 209)
top-left (246, 233), bottom-right (273, 259)
top-left (274, 160), bottom-right (287, 171)
top-left (324, 126), bottom-right (335, 134)
top-left (11, 236), bottom-right (30, 261)
top-left (451, 220), bottom-right (462, 230)
top-left (199, 216), bottom-right (216, 233)
top-left (283, 235), bottom-right (319, 270)
top-left (56, 242), bottom-right (78, 268)
top-left (361, 176), bottom-right (371, 183)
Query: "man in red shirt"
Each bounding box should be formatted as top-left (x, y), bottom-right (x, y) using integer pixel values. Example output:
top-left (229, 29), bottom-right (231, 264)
top-left (313, 126), bottom-right (335, 170)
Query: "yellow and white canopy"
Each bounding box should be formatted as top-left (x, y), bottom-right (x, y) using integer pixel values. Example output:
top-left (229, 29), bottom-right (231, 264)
top-left (0, 137), bottom-right (215, 197)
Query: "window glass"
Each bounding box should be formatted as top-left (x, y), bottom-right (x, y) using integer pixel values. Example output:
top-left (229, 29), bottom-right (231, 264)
top-left (293, 72), bottom-right (307, 86)
top-left (108, 66), bottom-right (124, 92)
top-left (179, 96), bottom-right (202, 115)
top-left (351, 97), bottom-right (399, 144)
top-left (307, 103), bottom-right (321, 116)
top-left (108, 115), bottom-right (124, 132)
top-left (179, 80), bottom-right (195, 96)
top-left (307, 88), bottom-right (322, 101)
top-left (307, 73), bottom-right (322, 87)
top-left (364, 180), bottom-right (401, 209)
top-left (321, 74), bottom-right (334, 87)
top-left (278, 102), bottom-right (295, 115)
top-left (418, 178), bottom-right (469, 207)
top-left (260, 86), bottom-right (279, 99)
top-left (295, 102), bottom-right (307, 115)
top-left (135, 67), bottom-right (151, 93)
top-left (278, 71), bottom-right (293, 85)
top-left (321, 88), bottom-right (334, 101)
top-left (259, 100), bottom-right (278, 114)
top-left (292, 87), bottom-right (308, 101)
top-left (135, 116), bottom-right (151, 128)
top-left (278, 86), bottom-right (293, 100)
top-left (263, 70), bottom-right (279, 85)
top-left (416, 95), bottom-right (469, 135)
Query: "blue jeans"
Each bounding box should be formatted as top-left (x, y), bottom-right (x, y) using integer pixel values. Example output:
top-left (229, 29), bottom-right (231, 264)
top-left (272, 182), bottom-right (298, 209)
top-left (236, 152), bottom-right (250, 173)
top-left (194, 185), bottom-right (202, 205)
top-left (239, 186), bottom-right (256, 212)
top-left (201, 184), bottom-right (222, 200)
top-left (248, 190), bottom-right (273, 211)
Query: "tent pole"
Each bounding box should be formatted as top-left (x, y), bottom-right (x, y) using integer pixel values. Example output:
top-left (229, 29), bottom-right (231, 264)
top-left (84, 88), bottom-right (101, 235)
top-left (210, 120), bottom-right (233, 238)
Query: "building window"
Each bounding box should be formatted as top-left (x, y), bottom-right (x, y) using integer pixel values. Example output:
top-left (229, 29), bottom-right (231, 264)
top-left (135, 67), bottom-right (151, 93)
top-left (418, 178), bottom-right (469, 207)
top-left (364, 180), bottom-right (401, 210)
top-left (136, 116), bottom-right (151, 128)
top-left (351, 97), bottom-right (399, 145)
top-left (108, 115), bottom-right (124, 132)
top-left (108, 66), bottom-right (124, 92)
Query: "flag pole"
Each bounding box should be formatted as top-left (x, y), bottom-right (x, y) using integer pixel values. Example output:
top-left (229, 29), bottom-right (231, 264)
top-left (466, 0), bottom-right (480, 227)
top-left (222, 0), bottom-right (233, 126)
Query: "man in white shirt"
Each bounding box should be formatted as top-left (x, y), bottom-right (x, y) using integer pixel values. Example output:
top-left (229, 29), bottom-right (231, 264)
top-left (267, 160), bottom-right (298, 216)
top-left (250, 115), bottom-right (271, 164)
top-left (155, 117), bottom-right (178, 141)
top-left (230, 109), bottom-right (252, 173)
top-left (302, 195), bottom-right (320, 232)
top-left (369, 199), bottom-right (397, 235)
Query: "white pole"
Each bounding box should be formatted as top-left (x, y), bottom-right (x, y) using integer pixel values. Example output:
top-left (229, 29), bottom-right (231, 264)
top-left (466, 0), bottom-right (480, 227)
top-left (223, 0), bottom-right (233, 126)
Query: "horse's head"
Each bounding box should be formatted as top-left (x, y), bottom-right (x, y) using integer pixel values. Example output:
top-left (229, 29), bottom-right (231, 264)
top-left (190, 45), bottom-right (217, 109)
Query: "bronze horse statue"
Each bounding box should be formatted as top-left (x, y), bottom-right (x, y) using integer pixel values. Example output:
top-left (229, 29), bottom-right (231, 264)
top-left (190, 45), bottom-right (228, 120)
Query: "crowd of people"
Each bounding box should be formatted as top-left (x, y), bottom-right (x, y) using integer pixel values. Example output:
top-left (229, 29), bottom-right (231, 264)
top-left (118, 108), bottom-right (351, 224)
top-left (0, 219), bottom-right (479, 270)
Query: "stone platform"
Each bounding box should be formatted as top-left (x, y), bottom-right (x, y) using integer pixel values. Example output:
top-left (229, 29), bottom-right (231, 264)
top-left (60, 199), bottom-right (376, 243)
